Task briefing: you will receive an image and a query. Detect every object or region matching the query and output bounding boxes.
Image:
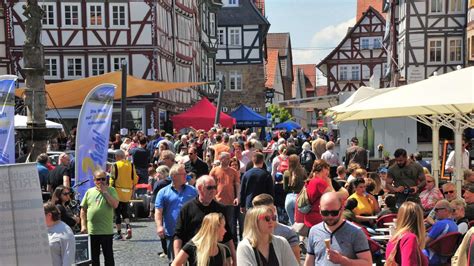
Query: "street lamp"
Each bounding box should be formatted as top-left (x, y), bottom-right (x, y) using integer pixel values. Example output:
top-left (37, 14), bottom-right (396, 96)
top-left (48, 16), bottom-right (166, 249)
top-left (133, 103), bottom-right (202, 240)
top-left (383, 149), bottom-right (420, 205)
top-left (214, 78), bottom-right (225, 126)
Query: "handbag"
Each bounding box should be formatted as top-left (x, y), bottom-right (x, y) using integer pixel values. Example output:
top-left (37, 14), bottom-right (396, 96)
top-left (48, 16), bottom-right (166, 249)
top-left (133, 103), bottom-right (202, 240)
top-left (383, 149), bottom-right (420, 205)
top-left (297, 181), bottom-right (312, 214)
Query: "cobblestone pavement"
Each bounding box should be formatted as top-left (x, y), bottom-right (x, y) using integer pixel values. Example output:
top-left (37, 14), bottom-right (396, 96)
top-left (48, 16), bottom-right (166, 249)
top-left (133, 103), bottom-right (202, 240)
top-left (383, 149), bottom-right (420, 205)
top-left (112, 218), bottom-right (308, 265)
top-left (113, 218), bottom-right (169, 266)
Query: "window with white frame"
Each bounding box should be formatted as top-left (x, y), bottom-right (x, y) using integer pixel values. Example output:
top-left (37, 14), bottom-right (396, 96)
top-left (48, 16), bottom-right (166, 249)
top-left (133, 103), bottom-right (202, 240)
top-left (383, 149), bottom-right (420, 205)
top-left (339, 66), bottom-right (348, 80)
top-left (430, 0), bottom-right (443, 13)
top-left (229, 71), bottom-right (242, 91)
top-left (361, 38), bottom-right (370, 49)
top-left (208, 58), bottom-right (214, 81)
top-left (428, 39), bottom-right (443, 63)
top-left (209, 13), bottom-right (216, 37)
top-left (449, 0), bottom-right (463, 12)
top-left (225, 0), bottom-right (239, 7)
top-left (111, 56), bottom-right (127, 71)
top-left (218, 28), bottom-right (225, 45)
top-left (373, 38), bottom-right (382, 49)
top-left (42, 4), bottom-right (55, 27)
top-left (110, 4), bottom-right (127, 27)
top-left (87, 3), bottom-right (104, 27)
top-left (351, 66), bottom-right (360, 80)
top-left (90, 56), bottom-right (106, 76)
top-left (63, 4), bottom-right (80, 27)
top-left (229, 27), bottom-right (241, 46)
top-left (65, 57), bottom-right (83, 78)
top-left (44, 57), bottom-right (59, 78)
top-left (448, 38), bottom-right (462, 62)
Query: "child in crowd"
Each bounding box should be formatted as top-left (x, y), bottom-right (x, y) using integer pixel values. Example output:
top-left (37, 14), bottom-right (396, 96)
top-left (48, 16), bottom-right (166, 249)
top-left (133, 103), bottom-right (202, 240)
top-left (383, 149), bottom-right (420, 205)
top-left (377, 194), bottom-right (398, 218)
top-left (343, 198), bottom-right (358, 222)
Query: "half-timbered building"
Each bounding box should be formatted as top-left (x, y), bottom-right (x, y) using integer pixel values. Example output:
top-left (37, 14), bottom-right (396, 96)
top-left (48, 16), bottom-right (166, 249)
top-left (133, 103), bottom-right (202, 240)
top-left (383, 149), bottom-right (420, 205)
top-left (467, 0), bottom-right (474, 66)
top-left (216, 0), bottom-right (269, 114)
top-left (266, 33), bottom-right (294, 101)
top-left (317, 7), bottom-right (387, 94)
top-left (0, 6), bottom-right (9, 75)
top-left (396, 0), bottom-right (467, 83)
top-left (4, 0), bottom-right (219, 132)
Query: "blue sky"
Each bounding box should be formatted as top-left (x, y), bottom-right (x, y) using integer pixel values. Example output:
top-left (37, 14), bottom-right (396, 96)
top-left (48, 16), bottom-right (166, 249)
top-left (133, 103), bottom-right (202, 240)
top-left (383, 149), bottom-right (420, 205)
top-left (265, 0), bottom-right (357, 66)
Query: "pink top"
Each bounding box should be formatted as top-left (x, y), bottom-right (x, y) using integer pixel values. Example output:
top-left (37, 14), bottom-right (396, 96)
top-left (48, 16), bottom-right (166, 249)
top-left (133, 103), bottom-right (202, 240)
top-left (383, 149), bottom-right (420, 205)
top-left (386, 232), bottom-right (428, 266)
top-left (419, 187), bottom-right (443, 210)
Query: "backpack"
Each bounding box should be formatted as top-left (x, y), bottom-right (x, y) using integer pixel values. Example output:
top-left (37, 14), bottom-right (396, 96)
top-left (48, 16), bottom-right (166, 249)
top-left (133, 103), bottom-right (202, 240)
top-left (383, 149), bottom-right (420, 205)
top-left (297, 182), bottom-right (312, 214)
top-left (277, 155), bottom-right (289, 173)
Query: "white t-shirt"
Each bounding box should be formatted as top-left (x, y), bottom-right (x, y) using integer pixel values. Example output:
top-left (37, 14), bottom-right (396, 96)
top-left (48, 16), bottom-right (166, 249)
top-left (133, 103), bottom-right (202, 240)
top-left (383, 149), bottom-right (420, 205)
top-left (48, 221), bottom-right (76, 266)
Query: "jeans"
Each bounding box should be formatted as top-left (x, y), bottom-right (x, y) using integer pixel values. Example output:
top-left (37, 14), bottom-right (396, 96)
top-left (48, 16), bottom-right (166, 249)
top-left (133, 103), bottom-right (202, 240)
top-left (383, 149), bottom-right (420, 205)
top-left (285, 193), bottom-right (297, 225)
top-left (165, 236), bottom-right (174, 261)
top-left (90, 234), bottom-right (114, 266)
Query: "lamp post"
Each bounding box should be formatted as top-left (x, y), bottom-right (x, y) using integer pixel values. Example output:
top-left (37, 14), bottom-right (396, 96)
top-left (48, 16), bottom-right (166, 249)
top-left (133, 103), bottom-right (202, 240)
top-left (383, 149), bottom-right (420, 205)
top-left (214, 78), bottom-right (224, 126)
top-left (120, 60), bottom-right (127, 135)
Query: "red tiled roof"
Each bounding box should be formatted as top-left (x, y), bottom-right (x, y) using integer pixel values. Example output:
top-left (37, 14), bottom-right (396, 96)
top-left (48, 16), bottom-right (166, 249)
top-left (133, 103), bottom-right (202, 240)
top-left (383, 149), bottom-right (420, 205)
top-left (357, 0), bottom-right (385, 20)
top-left (292, 64), bottom-right (317, 97)
top-left (266, 33), bottom-right (290, 56)
top-left (265, 49), bottom-right (280, 88)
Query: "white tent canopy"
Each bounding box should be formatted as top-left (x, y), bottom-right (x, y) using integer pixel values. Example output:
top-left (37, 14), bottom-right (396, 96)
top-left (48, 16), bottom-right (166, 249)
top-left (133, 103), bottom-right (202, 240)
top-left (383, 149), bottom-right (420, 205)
top-left (329, 67), bottom-right (474, 193)
top-left (14, 115), bottom-right (63, 129)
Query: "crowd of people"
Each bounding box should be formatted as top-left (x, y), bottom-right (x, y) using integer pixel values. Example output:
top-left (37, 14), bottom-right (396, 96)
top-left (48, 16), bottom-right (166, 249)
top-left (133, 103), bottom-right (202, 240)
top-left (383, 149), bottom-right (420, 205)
top-left (38, 127), bottom-right (474, 266)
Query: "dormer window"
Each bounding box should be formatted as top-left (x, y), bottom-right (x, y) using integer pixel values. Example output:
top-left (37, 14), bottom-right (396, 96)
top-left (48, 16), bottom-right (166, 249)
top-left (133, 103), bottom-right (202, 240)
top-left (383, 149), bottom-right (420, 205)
top-left (224, 0), bottom-right (239, 7)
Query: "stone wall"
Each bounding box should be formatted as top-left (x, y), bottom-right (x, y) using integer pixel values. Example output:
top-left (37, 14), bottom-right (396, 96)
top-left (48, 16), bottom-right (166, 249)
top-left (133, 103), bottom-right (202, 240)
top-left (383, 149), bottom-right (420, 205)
top-left (217, 63), bottom-right (266, 115)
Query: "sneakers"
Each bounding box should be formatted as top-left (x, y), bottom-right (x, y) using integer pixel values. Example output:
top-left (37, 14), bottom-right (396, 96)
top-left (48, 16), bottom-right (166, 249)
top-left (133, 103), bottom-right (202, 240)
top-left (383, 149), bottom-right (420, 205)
top-left (113, 233), bottom-right (124, 241)
top-left (126, 227), bottom-right (132, 240)
top-left (158, 252), bottom-right (167, 258)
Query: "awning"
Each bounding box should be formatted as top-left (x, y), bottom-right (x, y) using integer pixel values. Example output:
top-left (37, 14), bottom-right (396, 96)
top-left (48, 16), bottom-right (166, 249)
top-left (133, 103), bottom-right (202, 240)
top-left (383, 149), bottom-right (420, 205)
top-left (14, 115), bottom-right (63, 129)
top-left (15, 71), bottom-right (206, 108)
top-left (278, 94), bottom-right (339, 109)
top-left (231, 104), bottom-right (267, 127)
top-left (274, 120), bottom-right (301, 131)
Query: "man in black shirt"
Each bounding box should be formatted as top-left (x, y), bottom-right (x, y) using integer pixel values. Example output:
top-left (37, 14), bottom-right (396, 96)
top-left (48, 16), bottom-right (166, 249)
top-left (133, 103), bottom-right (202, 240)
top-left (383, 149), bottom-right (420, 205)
top-left (174, 175), bottom-right (236, 264)
top-left (240, 152), bottom-right (274, 212)
top-left (47, 153), bottom-right (71, 192)
top-left (129, 136), bottom-right (150, 184)
top-left (184, 147), bottom-right (209, 178)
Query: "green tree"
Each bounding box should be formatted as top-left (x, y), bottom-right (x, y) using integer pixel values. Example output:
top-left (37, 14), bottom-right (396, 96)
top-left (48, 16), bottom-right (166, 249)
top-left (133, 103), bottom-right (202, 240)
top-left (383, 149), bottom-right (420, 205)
top-left (267, 104), bottom-right (292, 123)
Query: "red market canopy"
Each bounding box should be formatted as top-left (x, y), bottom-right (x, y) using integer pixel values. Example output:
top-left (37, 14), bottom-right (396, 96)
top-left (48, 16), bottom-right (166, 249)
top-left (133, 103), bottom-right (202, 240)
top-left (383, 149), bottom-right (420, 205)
top-left (171, 98), bottom-right (236, 130)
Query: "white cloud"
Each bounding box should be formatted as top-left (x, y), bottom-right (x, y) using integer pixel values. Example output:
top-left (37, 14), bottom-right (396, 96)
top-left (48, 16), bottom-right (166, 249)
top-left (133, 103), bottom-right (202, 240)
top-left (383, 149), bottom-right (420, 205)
top-left (293, 17), bottom-right (356, 65)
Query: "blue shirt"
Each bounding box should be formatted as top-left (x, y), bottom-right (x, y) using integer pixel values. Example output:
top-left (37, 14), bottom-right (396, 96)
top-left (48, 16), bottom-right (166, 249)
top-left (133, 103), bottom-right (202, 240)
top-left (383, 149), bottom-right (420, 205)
top-left (423, 218), bottom-right (458, 264)
top-left (155, 184), bottom-right (197, 237)
top-left (37, 163), bottom-right (49, 190)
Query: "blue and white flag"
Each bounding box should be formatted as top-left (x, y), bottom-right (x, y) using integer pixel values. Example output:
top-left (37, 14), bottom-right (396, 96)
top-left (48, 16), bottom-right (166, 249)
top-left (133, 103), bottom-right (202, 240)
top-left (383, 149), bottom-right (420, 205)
top-left (75, 84), bottom-right (116, 200)
top-left (0, 75), bottom-right (18, 165)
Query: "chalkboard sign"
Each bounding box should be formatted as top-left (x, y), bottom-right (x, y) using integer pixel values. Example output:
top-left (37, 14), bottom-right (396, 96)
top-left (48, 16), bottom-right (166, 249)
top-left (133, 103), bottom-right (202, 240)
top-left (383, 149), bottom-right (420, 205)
top-left (74, 234), bottom-right (91, 265)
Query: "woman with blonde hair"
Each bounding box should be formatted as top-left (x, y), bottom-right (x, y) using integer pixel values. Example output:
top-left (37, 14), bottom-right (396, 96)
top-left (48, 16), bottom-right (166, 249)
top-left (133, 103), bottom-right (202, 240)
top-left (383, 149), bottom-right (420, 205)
top-left (236, 206), bottom-right (297, 265)
top-left (172, 213), bottom-right (231, 266)
top-left (385, 201), bottom-right (428, 265)
top-left (283, 154), bottom-right (306, 225)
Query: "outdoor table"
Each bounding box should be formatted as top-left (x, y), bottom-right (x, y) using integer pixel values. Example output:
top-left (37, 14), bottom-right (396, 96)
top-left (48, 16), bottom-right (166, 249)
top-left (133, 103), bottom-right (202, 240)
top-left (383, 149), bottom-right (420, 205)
top-left (375, 228), bottom-right (391, 233)
top-left (371, 235), bottom-right (391, 241)
top-left (384, 222), bottom-right (395, 226)
top-left (363, 216), bottom-right (378, 220)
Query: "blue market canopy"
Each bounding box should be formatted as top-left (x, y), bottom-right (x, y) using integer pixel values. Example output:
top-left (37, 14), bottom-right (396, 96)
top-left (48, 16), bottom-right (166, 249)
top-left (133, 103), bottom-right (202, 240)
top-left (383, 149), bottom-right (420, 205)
top-left (274, 120), bottom-right (301, 131)
top-left (231, 104), bottom-right (267, 127)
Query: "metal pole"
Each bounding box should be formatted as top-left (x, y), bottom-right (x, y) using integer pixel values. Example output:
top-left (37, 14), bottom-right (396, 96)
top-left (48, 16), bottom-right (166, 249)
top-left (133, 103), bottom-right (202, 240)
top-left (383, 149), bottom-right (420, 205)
top-left (120, 60), bottom-right (127, 132)
top-left (214, 81), bottom-right (224, 126)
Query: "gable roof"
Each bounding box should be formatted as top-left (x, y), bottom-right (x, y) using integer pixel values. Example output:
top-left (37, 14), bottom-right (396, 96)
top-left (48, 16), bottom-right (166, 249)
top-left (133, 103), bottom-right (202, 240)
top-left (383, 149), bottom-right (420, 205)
top-left (218, 0), bottom-right (270, 26)
top-left (267, 33), bottom-right (290, 57)
top-left (292, 64), bottom-right (317, 97)
top-left (357, 0), bottom-right (385, 21)
top-left (316, 6), bottom-right (386, 74)
top-left (265, 49), bottom-right (280, 88)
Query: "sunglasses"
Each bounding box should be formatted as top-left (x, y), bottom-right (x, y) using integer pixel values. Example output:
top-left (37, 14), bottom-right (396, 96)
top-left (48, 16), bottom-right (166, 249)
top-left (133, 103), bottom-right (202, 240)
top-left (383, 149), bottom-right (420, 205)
top-left (62, 192), bottom-right (71, 195)
top-left (443, 191), bottom-right (455, 195)
top-left (426, 180), bottom-right (434, 183)
top-left (205, 185), bottom-right (217, 191)
top-left (434, 207), bottom-right (446, 212)
top-left (95, 178), bottom-right (106, 182)
top-left (321, 209), bottom-right (340, 217)
top-left (258, 214), bottom-right (277, 222)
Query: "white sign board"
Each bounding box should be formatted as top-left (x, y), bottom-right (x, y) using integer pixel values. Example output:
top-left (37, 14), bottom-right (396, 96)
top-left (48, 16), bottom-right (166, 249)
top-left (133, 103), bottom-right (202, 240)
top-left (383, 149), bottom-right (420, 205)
top-left (0, 163), bottom-right (52, 265)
